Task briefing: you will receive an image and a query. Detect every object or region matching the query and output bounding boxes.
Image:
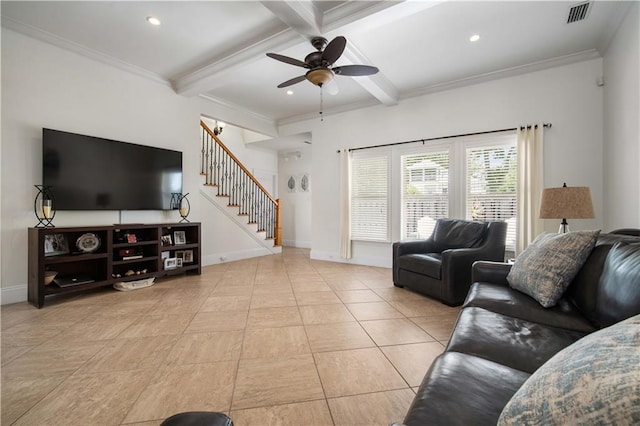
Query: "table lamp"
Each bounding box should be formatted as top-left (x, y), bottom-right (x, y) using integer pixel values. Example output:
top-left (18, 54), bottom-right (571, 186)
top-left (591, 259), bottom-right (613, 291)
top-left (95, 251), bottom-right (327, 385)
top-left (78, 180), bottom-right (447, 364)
top-left (539, 183), bottom-right (594, 233)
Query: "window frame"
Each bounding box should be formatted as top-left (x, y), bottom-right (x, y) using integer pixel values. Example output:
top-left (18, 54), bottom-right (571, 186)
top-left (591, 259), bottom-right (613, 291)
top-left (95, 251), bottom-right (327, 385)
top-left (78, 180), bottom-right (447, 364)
top-left (347, 132), bottom-right (517, 248)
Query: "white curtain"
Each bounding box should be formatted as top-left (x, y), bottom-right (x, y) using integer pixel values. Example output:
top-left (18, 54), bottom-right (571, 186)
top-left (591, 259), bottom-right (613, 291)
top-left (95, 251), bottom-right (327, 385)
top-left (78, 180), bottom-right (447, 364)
top-left (516, 125), bottom-right (544, 254)
top-left (339, 149), bottom-right (352, 259)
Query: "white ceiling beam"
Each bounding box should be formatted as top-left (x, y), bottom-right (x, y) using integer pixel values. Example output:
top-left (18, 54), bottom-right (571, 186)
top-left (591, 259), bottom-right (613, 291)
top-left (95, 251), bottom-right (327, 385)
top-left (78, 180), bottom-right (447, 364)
top-left (321, 1), bottom-right (404, 33)
top-left (259, 1), bottom-right (322, 38)
top-left (341, 44), bottom-right (398, 106)
top-left (173, 29), bottom-right (302, 96)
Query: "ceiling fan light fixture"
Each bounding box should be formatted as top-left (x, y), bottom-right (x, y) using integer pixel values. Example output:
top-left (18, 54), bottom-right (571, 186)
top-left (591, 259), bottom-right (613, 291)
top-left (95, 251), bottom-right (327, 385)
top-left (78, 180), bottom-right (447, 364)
top-left (306, 68), bottom-right (334, 86)
top-left (146, 16), bottom-right (161, 26)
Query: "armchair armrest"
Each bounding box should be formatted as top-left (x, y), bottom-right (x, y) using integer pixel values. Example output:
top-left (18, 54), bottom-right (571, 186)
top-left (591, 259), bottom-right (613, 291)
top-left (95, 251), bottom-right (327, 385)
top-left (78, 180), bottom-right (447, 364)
top-left (471, 261), bottom-right (512, 286)
top-left (440, 247), bottom-right (504, 305)
top-left (392, 239), bottom-right (439, 284)
top-left (392, 239), bottom-right (438, 258)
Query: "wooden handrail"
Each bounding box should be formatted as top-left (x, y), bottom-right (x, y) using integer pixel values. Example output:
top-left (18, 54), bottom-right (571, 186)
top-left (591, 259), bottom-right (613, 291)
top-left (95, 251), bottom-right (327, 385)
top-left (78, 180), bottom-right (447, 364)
top-left (200, 120), bottom-right (277, 205)
top-left (200, 119), bottom-right (281, 246)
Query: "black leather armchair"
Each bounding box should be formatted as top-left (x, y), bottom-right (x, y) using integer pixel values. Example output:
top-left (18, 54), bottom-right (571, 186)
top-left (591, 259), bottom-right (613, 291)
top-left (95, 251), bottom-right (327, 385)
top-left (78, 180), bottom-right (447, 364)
top-left (392, 219), bottom-right (507, 306)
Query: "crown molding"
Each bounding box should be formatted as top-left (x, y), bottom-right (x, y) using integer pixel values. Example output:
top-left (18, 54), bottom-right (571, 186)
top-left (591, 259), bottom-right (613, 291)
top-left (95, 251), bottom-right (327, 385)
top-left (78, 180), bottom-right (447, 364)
top-left (199, 93), bottom-right (274, 123)
top-left (1, 16), bottom-right (170, 87)
top-left (278, 49), bottom-right (602, 126)
top-left (401, 50), bottom-right (602, 101)
top-left (277, 97), bottom-right (381, 126)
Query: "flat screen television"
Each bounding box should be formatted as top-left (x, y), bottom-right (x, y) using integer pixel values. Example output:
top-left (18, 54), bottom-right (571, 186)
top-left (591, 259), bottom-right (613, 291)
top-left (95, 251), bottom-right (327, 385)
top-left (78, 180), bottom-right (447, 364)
top-left (43, 128), bottom-right (182, 210)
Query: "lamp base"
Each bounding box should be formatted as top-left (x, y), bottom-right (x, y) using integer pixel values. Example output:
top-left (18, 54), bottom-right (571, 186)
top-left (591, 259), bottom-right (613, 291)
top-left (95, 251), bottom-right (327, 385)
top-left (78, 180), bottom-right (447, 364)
top-left (558, 219), bottom-right (570, 234)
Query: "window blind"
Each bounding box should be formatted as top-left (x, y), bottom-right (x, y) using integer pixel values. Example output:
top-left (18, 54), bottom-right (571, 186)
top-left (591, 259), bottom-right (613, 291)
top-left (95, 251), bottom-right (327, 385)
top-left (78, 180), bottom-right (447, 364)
top-left (350, 155), bottom-right (389, 242)
top-left (401, 151), bottom-right (449, 239)
top-left (466, 145), bottom-right (517, 251)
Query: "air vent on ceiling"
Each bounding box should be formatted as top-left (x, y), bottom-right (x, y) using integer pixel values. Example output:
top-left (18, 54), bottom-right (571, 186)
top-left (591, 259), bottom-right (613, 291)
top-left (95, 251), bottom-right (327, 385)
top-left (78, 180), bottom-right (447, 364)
top-left (567, 1), bottom-right (591, 24)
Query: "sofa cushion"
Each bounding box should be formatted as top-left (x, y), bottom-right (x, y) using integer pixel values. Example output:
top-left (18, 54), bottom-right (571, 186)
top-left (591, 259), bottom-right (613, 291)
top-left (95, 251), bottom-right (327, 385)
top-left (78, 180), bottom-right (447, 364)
top-left (464, 282), bottom-right (595, 333)
top-left (447, 307), bottom-right (586, 374)
top-left (506, 231), bottom-right (600, 308)
top-left (564, 243), bottom-right (613, 326)
top-left (404, 352), bottom-right (530, 426)
top-left (432, 219), bottom-right (487, 252)
top-left (397, 253), bottom-right (442, 279)
top-left (498, 314), bottom-right (640, 425)
top-left (596, 242), bottom-right (640, 327)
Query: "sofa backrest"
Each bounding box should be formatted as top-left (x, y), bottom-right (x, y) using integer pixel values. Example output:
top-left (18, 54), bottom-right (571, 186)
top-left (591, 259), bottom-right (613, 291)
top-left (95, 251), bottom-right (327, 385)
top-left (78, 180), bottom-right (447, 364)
top-left (431, 219), bottom-right (488, 252)
top-left (567, 233), bottom-right (640, 328)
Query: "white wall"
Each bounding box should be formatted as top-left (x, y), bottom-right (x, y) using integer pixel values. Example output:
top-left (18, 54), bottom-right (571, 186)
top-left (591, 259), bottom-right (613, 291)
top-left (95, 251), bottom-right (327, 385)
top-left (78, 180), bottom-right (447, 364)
top-left (277, 145), bottom-right (312, 248)
top-left (282, 59), bottom-right (606, 267)
top-left (603, 2), bottom-right (640, 230)
top-left (0, 29), bottom-right (276, 303)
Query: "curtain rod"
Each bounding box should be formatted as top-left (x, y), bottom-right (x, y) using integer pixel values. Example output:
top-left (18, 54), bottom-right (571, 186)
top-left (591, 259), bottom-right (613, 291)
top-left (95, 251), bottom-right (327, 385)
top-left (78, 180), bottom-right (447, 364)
top-left (336, 123), bottom-right (552, 153)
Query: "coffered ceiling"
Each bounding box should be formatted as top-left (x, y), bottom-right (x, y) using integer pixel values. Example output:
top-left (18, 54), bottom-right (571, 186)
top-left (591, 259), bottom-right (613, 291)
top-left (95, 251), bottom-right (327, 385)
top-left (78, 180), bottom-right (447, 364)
top-left (1, 1), bottom-right (632, 126)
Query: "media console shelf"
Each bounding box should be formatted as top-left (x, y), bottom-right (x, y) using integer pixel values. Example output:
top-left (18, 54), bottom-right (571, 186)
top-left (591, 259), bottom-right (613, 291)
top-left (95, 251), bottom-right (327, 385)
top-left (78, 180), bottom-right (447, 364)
top-left (28, 222), bottom-right (201, 308)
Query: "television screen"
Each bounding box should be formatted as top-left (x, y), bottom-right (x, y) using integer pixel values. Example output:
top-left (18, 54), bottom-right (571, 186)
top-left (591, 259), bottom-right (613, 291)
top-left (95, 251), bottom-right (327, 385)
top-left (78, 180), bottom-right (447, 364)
top-left (43, 128), bottom-right (182, 210)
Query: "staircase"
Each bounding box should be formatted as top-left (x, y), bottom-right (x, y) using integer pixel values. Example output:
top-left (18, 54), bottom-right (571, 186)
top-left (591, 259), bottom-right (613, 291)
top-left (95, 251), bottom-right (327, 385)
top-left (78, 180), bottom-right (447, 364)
top-left (199, 120), bottom-right (282, 249)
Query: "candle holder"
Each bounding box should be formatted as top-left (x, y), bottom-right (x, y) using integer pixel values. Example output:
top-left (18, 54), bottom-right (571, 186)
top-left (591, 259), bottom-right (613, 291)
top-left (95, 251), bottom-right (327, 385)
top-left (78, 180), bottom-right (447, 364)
top-left (34, 185), bottom-right (56, 227)
top-left (178, 193), bottom-right (190, 223)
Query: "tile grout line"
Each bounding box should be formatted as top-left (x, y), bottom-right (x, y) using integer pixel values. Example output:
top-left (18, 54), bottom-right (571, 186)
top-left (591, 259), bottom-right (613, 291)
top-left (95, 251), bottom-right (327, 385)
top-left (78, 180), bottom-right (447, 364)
top-left (294, 260), bottom-right (337, 426)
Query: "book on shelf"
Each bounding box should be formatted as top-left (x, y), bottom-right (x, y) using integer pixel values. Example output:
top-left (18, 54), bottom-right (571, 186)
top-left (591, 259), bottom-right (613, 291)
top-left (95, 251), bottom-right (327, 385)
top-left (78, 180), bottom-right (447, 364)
top-left (122, 255), bottom-right (143, 260)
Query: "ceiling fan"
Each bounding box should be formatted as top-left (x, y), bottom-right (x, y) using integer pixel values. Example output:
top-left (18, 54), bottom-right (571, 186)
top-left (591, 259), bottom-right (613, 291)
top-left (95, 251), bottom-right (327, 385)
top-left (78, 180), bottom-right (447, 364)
top-left (266, 36), bottom-right (379, 94)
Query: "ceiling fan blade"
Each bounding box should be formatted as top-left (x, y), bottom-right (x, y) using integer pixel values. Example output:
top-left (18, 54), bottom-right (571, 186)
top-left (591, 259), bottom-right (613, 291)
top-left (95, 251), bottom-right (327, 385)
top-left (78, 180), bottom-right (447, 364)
top-left (325, 78), bottom-right (339, 95)
top-left (321, 36), bottom-right (346, 65)
top-left (333, 65), bottom-right (379, 76)
top-left (266, 53), bottom-right (309, 68)
top-left (277, 75), bottom-right (307, 88)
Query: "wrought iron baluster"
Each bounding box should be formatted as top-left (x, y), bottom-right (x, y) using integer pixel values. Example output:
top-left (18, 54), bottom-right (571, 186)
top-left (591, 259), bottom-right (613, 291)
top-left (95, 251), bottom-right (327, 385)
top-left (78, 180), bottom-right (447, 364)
top-left (209, 135), bottom-right (214, 186)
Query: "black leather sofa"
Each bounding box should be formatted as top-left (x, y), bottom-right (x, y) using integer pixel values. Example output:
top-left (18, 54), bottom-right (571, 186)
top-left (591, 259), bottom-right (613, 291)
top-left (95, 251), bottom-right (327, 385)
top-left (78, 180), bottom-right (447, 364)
top-left (393, 219), bottom-right (507, 306)
top-left (402, 232), bottom-right (640, 425)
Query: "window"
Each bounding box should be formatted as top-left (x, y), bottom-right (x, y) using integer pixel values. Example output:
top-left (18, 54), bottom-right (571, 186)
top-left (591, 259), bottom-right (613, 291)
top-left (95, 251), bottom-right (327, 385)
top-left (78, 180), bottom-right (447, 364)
top-left (350, 154), bottom-right (389, 242)
top-left (402, 151), bottom-right (449, 239)
top-left (347, 133), bottom-right (517, 253)
top-left (466, 145), bottom-right (517, 252)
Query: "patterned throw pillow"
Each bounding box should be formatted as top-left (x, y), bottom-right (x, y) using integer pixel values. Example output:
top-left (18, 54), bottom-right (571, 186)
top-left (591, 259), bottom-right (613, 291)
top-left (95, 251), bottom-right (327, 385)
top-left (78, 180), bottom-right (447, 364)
top-left (498, 314), bottom-right (640, 425)
top-left (507, 230), bottom-right (600, 308)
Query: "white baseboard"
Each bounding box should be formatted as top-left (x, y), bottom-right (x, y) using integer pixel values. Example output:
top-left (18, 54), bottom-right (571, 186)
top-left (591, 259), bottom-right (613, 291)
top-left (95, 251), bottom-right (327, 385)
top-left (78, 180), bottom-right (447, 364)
top-left (282, 239), bottom-right (311, 249)
top-left (202, 246), bottom-right (282, 266)
top-left (310, 250), bottom-right (392, 268)
top-left (1, 285), bottom-right (27, 305)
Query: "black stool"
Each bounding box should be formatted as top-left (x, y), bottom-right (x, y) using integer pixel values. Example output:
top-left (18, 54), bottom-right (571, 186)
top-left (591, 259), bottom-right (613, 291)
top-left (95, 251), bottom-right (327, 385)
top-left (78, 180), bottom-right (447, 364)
top-left (160, 412), bottom-right (233, 426)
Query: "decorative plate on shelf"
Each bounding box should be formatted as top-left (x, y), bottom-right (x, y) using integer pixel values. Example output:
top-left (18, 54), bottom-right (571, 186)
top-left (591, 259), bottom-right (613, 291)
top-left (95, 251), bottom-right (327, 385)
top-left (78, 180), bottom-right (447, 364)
top-left (76, 233), bottom-right (101, 253)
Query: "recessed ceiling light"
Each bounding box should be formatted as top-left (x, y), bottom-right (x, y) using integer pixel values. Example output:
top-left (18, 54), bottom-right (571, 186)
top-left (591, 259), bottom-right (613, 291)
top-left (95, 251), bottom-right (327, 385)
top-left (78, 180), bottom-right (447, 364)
top-left (470, 34), bottom-right (480, 42)
top-left (286, 90), bottom-right (294, 95)
top-left (146, 16), bottom-right (161, 26)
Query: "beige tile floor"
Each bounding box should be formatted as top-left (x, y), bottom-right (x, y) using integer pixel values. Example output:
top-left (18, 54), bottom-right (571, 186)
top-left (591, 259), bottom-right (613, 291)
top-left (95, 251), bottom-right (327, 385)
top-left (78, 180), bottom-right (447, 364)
top-left (1, 248), bottom-right (460, 426)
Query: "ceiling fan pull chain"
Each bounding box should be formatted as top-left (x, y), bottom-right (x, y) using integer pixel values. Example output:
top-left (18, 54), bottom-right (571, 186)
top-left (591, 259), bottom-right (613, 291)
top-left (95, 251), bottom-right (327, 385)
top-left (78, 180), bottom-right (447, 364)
top-left (320, 85), bottom-right (324, 122)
